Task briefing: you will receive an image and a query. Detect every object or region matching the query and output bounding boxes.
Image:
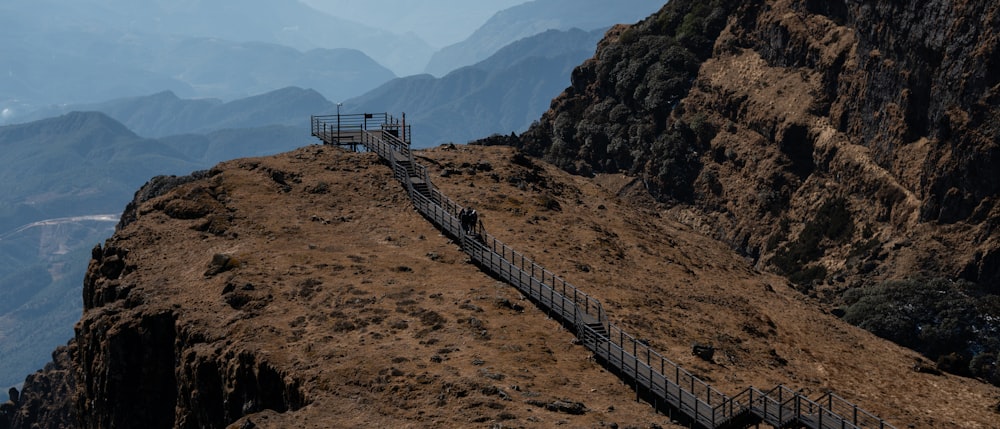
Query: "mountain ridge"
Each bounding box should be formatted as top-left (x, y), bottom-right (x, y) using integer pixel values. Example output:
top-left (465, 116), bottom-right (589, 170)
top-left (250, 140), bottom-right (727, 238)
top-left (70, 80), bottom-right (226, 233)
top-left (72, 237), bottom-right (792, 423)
top-left (424, 0), bottom-right (664, 76)
top-left (23, 87), bottom-right (333, 138)
top-left (4, 142), bottom-right (1000, 428)
top-left (349, 27), bottom-right (606, 147)
top-left (499, 0), bottom-right (1000, 383)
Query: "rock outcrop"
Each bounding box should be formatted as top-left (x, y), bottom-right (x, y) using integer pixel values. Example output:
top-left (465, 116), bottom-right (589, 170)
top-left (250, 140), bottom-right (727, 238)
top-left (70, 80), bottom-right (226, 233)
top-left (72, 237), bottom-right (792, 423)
top-left (499, 0), bottom-right (1000, 379)
top-left (0, 345), bottom-right (76, 429)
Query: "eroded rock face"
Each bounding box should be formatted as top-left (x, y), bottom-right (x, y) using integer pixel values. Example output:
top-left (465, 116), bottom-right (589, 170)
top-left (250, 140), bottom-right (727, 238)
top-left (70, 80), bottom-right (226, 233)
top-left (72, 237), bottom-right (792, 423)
top-left (512, 0), bottom-right (1000, 290)
top-left (498, 0), bottom-right (1000, 383)
top-left (9, 169), bottom-right (308, 429)
top-left (69, 173), bottom-right (307, 429)
top-left (0, 345), bottom-right (75, 429)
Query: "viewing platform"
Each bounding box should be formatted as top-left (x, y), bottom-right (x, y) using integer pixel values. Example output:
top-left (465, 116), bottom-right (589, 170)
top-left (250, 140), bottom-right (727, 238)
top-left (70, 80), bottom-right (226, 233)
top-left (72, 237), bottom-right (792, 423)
top-left (310, 113), bottom-right (411, 150)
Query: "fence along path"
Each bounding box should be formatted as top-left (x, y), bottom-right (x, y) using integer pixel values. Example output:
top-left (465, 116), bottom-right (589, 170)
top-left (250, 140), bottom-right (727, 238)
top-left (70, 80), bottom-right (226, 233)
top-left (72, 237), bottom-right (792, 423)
top-left (311, 113), bottom-right (896, 429)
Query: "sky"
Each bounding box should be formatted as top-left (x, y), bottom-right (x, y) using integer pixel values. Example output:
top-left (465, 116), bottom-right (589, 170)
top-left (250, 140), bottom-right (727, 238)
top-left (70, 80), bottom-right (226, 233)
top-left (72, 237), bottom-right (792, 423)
top-left (300, 0), bottom-right (528, 48)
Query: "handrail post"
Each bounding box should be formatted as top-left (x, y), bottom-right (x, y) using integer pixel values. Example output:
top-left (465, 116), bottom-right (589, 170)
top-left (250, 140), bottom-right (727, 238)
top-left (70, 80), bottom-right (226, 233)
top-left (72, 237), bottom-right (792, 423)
top-left (818, 401), bottom-right (823, 428)
top-left (694, 394), bottom-right (699, 422)
top-left (778, 387), bottom-right (783, 423)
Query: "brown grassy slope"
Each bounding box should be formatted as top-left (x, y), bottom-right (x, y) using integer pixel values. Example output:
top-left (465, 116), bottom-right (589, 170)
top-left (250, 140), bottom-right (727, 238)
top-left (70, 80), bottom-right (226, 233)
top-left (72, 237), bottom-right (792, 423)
top-left (101, 142), bottom-right (1000, 428)
top-left (108, 145), bottom-right (680, 428)
top-left (425, 144), bottom-right (1000, 428)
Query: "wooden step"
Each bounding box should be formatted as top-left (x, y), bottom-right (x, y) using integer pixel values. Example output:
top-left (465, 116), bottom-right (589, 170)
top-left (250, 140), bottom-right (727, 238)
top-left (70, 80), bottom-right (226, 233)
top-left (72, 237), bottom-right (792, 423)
top-left (584, 322), bottom-right (608, 338)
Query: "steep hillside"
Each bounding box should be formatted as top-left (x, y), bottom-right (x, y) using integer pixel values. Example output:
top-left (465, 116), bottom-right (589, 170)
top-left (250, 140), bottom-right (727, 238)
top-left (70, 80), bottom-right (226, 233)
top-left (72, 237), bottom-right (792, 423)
top-left (4, 145), bottom-right (1000, 428)
top-left (501, 0), bottom-right (1000, 380)
top-left (0, 112), bottom-right (200, 397)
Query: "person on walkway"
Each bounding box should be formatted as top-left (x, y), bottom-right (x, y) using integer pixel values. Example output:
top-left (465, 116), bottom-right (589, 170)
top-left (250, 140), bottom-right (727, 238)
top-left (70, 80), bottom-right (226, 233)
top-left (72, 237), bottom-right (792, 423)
top-left (459, 208), bottom-right (470, 233)
top-left (468, 209), bottom-right (478, 234)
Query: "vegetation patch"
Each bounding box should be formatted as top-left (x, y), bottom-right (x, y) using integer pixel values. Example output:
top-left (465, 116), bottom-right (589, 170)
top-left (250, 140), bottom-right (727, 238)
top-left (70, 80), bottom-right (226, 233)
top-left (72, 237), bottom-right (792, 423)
top-left (841, 277), bottom-right (1000, 384)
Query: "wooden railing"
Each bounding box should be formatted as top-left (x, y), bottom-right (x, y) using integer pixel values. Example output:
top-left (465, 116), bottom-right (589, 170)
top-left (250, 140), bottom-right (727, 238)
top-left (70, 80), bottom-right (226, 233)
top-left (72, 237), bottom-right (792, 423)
top-left (310, 113), bottom-right (896, 429)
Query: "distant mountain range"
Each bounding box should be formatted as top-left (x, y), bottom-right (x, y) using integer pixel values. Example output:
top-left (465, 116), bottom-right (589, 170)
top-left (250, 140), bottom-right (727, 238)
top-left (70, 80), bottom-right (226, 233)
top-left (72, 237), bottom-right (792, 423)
top-left (1, 0), bottom-right (430, 75)
top-left (0, 109), bottom-right (313, 394)
top-left (0, 0), bottom-right (401, 121)
top-left (424, 0), bottom-right (665, 76)
top-left (24, 24), bottom-right (607, 149)
top-left (350, 27), bottom-right (607, 147)
top-left (22, 87), bottom-right (333, 139)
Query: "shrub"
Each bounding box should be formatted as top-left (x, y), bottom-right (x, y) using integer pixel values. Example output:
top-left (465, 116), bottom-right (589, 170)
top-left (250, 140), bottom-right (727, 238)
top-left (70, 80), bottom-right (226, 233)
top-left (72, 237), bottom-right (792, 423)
top-left (788, 264), bottom-right (827, 290)
top-left (841, 277), bottom-right (1000, 384)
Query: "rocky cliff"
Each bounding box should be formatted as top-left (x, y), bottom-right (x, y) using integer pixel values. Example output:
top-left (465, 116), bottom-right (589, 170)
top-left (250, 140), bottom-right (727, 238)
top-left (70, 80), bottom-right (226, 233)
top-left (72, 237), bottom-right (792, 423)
top-left (498, 0), bottom-right (1000, 380)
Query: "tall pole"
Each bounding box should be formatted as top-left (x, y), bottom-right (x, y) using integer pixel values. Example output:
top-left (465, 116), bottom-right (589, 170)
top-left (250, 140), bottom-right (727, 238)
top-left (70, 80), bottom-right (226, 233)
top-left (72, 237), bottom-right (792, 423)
top-left (336, 102), bottom-right (342, 142)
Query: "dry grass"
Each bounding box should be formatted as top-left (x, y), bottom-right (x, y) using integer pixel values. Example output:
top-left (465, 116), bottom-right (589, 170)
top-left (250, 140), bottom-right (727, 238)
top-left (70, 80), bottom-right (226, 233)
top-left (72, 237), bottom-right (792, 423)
top-left (110, 144), bottom-right (1000, 428)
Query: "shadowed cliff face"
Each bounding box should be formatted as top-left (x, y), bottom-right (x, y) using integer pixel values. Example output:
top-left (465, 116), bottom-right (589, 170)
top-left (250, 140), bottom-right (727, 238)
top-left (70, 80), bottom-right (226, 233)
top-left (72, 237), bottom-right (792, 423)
top-left (503, 0), bottom-right (1000, 380)
top-left (70, 187), bottom-right (308, 429)
top-left (1, 177), bottom-right (308, 429)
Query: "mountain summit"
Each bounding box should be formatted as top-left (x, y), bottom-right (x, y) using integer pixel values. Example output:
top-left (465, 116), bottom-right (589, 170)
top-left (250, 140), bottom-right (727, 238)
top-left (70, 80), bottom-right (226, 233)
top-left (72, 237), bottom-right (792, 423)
top-left (4, 143), bottom-right (998, 428)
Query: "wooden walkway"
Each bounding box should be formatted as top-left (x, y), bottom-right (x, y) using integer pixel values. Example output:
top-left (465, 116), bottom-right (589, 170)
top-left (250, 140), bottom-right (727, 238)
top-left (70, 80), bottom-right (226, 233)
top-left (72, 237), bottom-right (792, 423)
top-left (311, 113), bottom-right (896, 429)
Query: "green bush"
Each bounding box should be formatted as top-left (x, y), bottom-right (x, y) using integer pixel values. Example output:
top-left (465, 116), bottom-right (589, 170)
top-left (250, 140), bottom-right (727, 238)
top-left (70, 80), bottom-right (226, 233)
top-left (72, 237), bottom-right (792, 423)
top-left (842, 277), bottom-right (1000, 383)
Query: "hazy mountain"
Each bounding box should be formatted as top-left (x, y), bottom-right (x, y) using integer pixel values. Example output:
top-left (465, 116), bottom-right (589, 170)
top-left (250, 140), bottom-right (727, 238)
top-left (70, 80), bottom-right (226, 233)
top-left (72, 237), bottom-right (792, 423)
top-left (0, 1), bottom-right (399, 123)
top-left (0, 28), bottom-right (392, 123)
top-left (348, 28), bottom-right (606, 147)
top-left (0, 110), bottom-right (314, 397)
top-left (0, 112), bottom-right (200, 394)
top-left (0, 0), bottom-right (430, 77)
top-left (24, 87), bottom-right (334, 139)
top-left (423, 0), bottom-right (664, 76)
top-left (0, 113), bottom-right (199, 224)
top-left (301, 0), bottom-right (527, 48)
top-left (158, 125), bottom-right (313, 165)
